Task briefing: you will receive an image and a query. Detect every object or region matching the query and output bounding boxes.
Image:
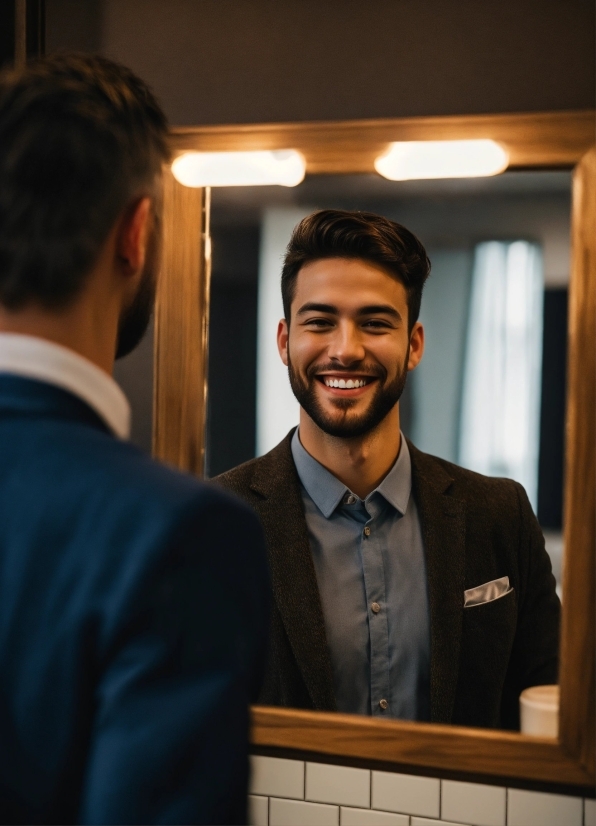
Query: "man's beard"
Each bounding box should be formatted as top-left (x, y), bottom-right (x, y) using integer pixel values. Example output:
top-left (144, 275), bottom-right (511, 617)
top-left (115, 223), bottom-right (159, 360)
top-left (287, 348), bottom-right (409, 439)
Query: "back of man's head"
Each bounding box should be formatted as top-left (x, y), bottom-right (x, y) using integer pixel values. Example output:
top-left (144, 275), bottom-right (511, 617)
top-left (0, 53), bottom-right (169, 311)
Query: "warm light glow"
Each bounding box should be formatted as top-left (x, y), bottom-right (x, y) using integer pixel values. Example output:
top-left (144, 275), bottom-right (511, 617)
top-left (171, 149), bottom-right (306, 187)
top-left (374, 139), bottom-right (509, 181)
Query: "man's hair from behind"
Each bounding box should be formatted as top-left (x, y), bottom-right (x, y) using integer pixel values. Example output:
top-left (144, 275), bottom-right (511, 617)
top-left (281, 209), bottom-right (431, 331)
top-left (0, 53), bottom-right (169, 310)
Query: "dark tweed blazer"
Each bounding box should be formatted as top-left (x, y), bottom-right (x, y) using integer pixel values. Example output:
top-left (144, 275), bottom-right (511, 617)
top-left (215, 430), bottom-right (560, 729)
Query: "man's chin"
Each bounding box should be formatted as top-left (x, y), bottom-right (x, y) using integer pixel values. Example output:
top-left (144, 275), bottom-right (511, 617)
top-left (311, 414), bottom-right (381, 440)
top-left (308, 401), bottom-right (379, 437)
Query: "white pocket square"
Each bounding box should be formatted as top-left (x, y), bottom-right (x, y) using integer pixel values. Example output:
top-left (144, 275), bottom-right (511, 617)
top-left (464, 576), bottom-right (513, 607)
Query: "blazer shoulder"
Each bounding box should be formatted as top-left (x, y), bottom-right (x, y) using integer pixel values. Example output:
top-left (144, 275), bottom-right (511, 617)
top-left (34, 423), bottom-right (254, 528)
top-left (409, 441), bottom-right (529, 507)
top-left (110, 442), bottom-right (256, 522)
top-left (213, 430), bottom-right (298, 502)
top-left (214, 453), bottom-right (265, 493)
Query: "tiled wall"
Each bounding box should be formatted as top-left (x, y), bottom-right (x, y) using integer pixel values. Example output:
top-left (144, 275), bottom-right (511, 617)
top-left (249, 755), bottom-right (595, 826)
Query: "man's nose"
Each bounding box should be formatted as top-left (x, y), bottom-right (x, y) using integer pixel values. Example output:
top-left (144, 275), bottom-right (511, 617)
top-left (327, 322), bottom-right (366, 364)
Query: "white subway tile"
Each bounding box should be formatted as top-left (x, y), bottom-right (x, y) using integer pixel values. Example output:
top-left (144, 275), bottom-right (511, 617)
top-left (507, 788), bottom-right (583, 826)
top-left (372, 771), bottom-right (440, 817)
top-left (441, 779), bottom-right (506, 826)
top-left (306, 762), bottom-right (370, 808)
top-left (248, 795), bottom-right (269, 826)
top-left (341, 806), bottom-right (409, 825)
top-left (250, 756), bottom-right (305, 799)
top-left (586, 798), bottom-right (596, 826)
top-left (270, 797), bottom-right (339, 826)
top-left (411, 819), bottom-right (466, 826)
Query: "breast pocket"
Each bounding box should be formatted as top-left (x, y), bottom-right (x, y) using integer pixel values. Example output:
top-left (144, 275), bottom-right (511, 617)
top-left (455, 587), bottom-right (519, 727)
top-left (461, 588), bottom-right (518, 685)
top-left (463, 586), bottom-right (517, 632)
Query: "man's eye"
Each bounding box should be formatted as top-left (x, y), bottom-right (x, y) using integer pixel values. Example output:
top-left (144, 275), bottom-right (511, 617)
top-left (305, 318), bottom-right (333, 328)
top-left (363, 320), bottom-right (391, 329)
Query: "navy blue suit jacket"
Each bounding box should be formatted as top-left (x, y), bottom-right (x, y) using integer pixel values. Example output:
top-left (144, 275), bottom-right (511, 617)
top-left (0, 375), bottom-right (270, 825)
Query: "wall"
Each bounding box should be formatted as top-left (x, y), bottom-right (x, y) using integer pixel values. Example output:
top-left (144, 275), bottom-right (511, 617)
top-left (45, 0), bottom-right (102, 53)
top-left (47, 0), bottom-right (594, 126)
top-left (248, 756), bottom-right (594, 826)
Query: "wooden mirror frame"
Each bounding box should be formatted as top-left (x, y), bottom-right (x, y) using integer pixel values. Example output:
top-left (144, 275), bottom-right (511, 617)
top-left (154, 110), bottom-right (595, 793)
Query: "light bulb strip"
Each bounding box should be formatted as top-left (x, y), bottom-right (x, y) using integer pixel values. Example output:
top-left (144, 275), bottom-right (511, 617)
top-left (171, 149), bottom-right (306, 188)
top-left (375, 139), bottom-right (509, 181)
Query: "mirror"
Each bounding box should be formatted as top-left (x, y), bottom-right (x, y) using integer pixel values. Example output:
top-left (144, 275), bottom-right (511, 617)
top-left (206, 170), bottom-right (569, 729)
top-left (157, 112), bottom-right (594, 788)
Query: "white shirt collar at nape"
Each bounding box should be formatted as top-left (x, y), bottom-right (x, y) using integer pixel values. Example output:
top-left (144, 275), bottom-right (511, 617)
top-left (0, 333), bottom-right (130, 439)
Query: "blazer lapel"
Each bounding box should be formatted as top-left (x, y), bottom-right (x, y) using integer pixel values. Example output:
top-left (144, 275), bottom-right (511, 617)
top-left (249, 434), bottom-right (337, 711)
top-left (409, 442), bottom-right (466, 723)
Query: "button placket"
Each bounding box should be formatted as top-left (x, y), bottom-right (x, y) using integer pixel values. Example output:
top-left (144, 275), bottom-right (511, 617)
top-left (359, 502), bottom-right (391, 717)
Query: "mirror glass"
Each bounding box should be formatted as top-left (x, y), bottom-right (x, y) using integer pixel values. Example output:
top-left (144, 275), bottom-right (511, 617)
top-left (206, 170), bottom-right (570, 726)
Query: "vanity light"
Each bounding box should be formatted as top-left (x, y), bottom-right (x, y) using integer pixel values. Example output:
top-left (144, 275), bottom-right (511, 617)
top-left (374, 139), bottom-right (509, 181)
top-left (171, 149), bottom-right (306, 187)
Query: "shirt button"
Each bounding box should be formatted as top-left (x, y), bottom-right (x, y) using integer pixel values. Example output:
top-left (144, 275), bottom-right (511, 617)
top-left (345, 494), bottom-right (356, 504)
top-left (371, 602), bottom-right (381, 614)
top-left (363, 526), bottom-right (371, 537)
top-left (379, 699), bottom-right (388, 710)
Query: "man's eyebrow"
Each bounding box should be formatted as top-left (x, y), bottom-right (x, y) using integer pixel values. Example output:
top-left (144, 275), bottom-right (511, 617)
top-left (357, 304), bottom-right (402, 319)
top-left (296, 303), bottom-right (338, 316)
top-left (295, 303), bottom-right (402, 319)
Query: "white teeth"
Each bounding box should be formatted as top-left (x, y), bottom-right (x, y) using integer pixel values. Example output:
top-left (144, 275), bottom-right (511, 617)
top-left (324, 378), bottom-right (368, 388)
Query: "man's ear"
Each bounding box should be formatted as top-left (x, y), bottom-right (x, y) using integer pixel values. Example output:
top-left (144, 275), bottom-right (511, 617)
top-left (116, 197), bottom-right (152, 277)
top-left (277, 318), bottom-right (289, 366)
top-left (407, 321), bottom-right (425, 371)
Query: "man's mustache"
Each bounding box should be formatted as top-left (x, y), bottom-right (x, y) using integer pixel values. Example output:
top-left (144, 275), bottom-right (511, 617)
top-left (307, 363), bottom-right (386, 381)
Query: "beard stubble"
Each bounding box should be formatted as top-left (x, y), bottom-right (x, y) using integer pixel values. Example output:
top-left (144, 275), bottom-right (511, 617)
top-left (115, 217), bottom-right (160, 360)
top-left (287, 346), bottom-right (410, 439)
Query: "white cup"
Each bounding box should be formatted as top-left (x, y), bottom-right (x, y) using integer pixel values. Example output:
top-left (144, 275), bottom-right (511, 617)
top-left (519, 684), bottom-right (559, 737)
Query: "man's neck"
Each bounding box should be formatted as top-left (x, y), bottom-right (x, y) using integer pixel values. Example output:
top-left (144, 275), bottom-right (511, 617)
top-left (0, 228), bottom-right (126, 376)
top-left (0, 271), bottom-right (120, 377)
top-left (298, 406), bottom-right (402, 499)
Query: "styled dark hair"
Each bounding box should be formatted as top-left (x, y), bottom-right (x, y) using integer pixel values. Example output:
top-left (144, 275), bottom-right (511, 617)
top-left (0, 53), bottom-right (169, 310)
top-left (281, 209), bottom-right (431, 330)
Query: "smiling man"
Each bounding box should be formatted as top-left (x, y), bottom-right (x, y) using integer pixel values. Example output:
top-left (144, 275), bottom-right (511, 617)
top-left (217, 209), bottom-right (560, 730)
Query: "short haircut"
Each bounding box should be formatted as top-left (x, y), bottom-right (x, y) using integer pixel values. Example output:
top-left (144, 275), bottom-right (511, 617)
top-left (281, 209), bottom-right (431, 330)
top-left (0, 53), bottom-right (169, 310)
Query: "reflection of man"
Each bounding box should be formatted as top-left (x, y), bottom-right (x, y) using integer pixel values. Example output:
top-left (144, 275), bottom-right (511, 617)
top-left (217, 209), bottom-right (560, 730)
top-left (0, 55), bottom-right (269, 823)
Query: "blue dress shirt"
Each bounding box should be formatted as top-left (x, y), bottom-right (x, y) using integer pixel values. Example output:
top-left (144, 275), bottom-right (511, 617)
top-left (291, 429), bottom-right (431, 720)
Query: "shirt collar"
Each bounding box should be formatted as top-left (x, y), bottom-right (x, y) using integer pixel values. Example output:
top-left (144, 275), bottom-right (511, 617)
top-left (0, 333), bottom-right (130, 439)
top-left (291, 428), bottom-right (412, 519)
